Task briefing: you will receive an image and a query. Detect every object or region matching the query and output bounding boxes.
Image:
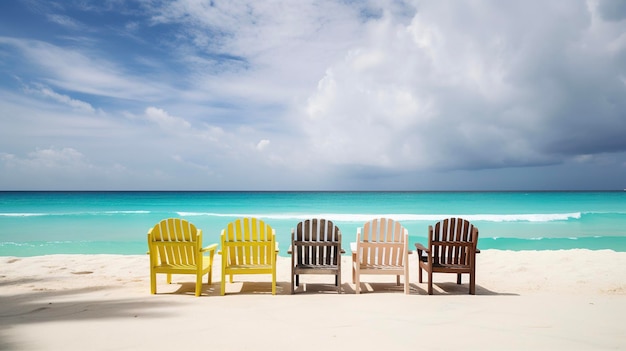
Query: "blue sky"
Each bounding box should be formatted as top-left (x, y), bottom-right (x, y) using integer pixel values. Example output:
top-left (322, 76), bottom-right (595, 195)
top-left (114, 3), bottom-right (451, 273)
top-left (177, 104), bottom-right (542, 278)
top-left (1, 0), bottom-right (625, 190)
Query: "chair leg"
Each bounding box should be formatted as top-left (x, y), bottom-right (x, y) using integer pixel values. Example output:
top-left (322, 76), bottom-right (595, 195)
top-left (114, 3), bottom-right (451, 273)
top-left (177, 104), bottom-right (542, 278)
top-left (195, 274), bottom-right (202, 297)
top-left (470, 272), bottom-right (476, 295)
top-left (457, 273), bottom-right (462, 285)
top-left (337, 273), bottom-right (341, 294)
top-left (167, 273), bottom-right (172, 284)
top-left (296, 275), bottom-right (299, 287)
top-left (221, 267), bottom-right (226, 296)
top-left (272, 266), bottom-right (277, 295)
top-left (355, 266), bottom-right (360, 294)
top-left (208, 252), bottom-right (215, 285)
top-left (150, 271), bottom-right (157, 294)
top-left (291, 272), bottom-right (295, 294)
top-left (396, 275), bottom-right (400, 286)
top-left (352, 253), bottom-right (356, 283)
top-left (428, 270), bottom-right (433, 295)
top-left (404, 269), bottom-right (410, 295)
top-left (418, 264), bottom-right (423, 283)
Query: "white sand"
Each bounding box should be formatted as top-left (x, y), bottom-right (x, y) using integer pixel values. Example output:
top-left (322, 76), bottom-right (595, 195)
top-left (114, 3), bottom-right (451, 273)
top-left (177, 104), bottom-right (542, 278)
top-left (1, 250), bottom-right (626, 350)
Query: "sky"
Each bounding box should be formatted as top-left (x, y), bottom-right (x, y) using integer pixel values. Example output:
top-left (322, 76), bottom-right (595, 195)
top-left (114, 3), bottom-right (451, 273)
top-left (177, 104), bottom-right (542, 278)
top-left (1, 0), bottom-right (625, 191)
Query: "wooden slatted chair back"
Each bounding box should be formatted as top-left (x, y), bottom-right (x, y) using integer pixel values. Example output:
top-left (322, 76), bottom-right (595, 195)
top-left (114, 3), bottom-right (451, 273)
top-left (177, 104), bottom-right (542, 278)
top-left (222, 217), bottom-right (275, 266)
top-left (359, 218), bottom-right (407, 267)
top-left (294, 219), bottom-right (341, 267)
top-left (149, 218), bottom-right (201, 267)
top-left (430, 218), bottom-right (478, 267)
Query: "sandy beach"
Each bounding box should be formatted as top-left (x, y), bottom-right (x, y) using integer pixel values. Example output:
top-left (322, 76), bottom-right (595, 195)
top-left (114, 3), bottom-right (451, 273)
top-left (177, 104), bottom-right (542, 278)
top-left (1, 250), bottom-right (625, 350)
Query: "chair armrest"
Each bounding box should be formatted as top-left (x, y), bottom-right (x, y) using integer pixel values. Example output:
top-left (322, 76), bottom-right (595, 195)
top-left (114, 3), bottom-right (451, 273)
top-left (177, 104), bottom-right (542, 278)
top-left (414, 243), bottom-right (429, 262)
top-left (414, 243), bottom-right (428, 252)
top-left (201, 243), bottom-right (218, 252)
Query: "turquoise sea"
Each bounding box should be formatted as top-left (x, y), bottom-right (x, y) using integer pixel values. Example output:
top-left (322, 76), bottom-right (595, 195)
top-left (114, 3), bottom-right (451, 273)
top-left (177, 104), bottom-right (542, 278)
top-left (1, 191), bottom-right (625, 256)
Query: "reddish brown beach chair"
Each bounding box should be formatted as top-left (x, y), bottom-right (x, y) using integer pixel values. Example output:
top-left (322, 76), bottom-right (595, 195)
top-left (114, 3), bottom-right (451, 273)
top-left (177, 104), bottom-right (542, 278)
top-left (289, 218), bottom-right (343, 294)
top-left (415, 218), bottom-right (479, 295)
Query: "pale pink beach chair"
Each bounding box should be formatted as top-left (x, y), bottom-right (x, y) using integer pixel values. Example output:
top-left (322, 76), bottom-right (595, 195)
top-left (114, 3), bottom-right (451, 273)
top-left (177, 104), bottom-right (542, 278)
top-left (351, 218), bottom-right (410, 294)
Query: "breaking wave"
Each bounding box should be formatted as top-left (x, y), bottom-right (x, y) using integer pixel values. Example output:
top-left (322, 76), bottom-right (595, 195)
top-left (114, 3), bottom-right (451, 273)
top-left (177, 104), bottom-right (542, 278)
top-left (176, 212), bottom-right (583, 222)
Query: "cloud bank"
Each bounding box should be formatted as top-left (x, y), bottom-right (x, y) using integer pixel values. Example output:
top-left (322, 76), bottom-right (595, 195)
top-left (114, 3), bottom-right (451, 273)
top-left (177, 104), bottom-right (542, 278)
top-left (0, 0), bottom-right (625, 190)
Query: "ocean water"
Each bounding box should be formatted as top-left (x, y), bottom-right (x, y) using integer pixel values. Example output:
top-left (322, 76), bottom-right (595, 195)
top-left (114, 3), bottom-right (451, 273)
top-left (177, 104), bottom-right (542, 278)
top-left (1, 191), bottom-right (625, 256)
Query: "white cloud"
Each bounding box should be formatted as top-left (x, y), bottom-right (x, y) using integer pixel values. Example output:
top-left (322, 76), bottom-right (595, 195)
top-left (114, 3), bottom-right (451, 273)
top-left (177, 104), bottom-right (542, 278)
top-left (0, 37), bottom-right (168, 101)
top-left (297, 0), bottom-right (626, 177)
top-left (0, 147), bottom-right (90, 170)
top-left (256, 139), bottom-right (270, 151)
top-left (25, 84), bottom-right (96, 113)
top-left (47, 14), bottom-right (83, 30)
top-left (144, 107), bottom-right (191, 130)
top-left (0, 146), bottom-right (142, 190)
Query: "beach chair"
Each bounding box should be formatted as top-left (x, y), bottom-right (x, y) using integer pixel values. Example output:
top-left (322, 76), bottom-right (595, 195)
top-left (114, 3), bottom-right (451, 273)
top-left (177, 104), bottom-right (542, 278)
top-left (289, 219), bottom-right (343, 294)
top-left (220, 217), bottom-right (279, 295)
top-left (415, 218), bottom-right (479, 295)
top-left (351, 218), bottom-right (410, 294)
top-left (148, 218), bottom-right (217, 297)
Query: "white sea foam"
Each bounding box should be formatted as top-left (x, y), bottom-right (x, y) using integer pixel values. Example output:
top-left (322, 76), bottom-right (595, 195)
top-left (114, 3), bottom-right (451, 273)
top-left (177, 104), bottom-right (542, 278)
top-left (175, 212), bottom-right (582, 222)
top-left (0, 210), bottom-right (151, 216)
top-left (177, 212), bottom-right (234, 217)
top-left (0, 213), bottom-right (47, 217)
top-left (0, 242), bottom-right (30, 246)
top-left (0, 211), bottom-right (582, 222)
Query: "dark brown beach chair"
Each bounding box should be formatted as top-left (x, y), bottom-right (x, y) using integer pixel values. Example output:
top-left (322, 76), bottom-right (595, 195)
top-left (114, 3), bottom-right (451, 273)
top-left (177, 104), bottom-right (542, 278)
top-left (415, 218), bottom-right (479, 295)
top-left (289, 219), bottom-right (343, 294)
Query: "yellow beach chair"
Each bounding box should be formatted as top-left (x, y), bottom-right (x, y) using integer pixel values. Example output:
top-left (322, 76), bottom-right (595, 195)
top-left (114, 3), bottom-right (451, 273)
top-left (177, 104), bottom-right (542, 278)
top-left (220, 217), bottom-right (279, 295)
top-left (148, 218), bottom-right (217, 297)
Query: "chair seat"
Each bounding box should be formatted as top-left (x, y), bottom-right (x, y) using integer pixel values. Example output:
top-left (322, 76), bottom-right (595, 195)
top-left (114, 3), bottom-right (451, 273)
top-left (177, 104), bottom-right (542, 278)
top-left (154, 256), bottom-right (213, 272)
top-left (358, 264), bottom-right (405, 270)
top-left (296, 264), bottom-right (339, 269)
top-left (419, 256), bottom-right (472, 269)
top-left (295, 264), bottom-right (340, 275)
top-left (226, 264), bottom-right (273, 270)
top-left (429, 262), bottom-right (472, 271)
